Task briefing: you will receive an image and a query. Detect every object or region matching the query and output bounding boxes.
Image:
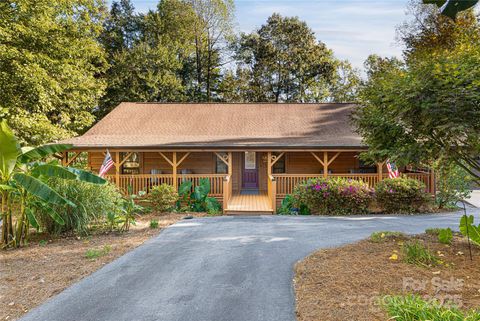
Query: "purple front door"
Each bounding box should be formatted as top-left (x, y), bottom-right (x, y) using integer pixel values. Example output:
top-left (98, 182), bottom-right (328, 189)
top-left (242, 152), bottom-right (258, 189)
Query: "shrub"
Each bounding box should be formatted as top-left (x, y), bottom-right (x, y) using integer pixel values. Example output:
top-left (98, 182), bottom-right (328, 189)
top-left (293, 177), bottom-right (374, 215)
top-left (150, 219), bottom-right (159, 229)
top-left (435, 162), bottom-right (472, 209)
top-left (177, 179), bottom-right (222, 213)
top-left (438, 228), bottom-right (453, 244)
top-left (149, 184), bottom-right (179, 212)
top-left (382, 295), bottom-right (480, 321)
top-left (425, 227), bottom-right (441, 236)
top-left (37, 178), bottom-right (123, 235)
top-left (277, 194), bottom-right (310, 215)
top-left (402, 241), bottom-right (438, 266)
top-left (375, 177), bottom-right (431, 213)
top-left (370, 231), bottom-right (405, 243)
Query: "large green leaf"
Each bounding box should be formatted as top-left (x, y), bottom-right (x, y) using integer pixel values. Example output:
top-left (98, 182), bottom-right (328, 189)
top-left (0, 184), bottom-right (15, 191)
top-left (65, 167), bottom-right (106, 184)
top-left (178, 180), bottom-right (193, 197)
top-left (19, 144), bottom-right (72, 163)
top-left (13, 173), bottom-right (73, 206)
top-left (422, 0), bottom-right (447, 6)
top-left (425, 0), bottom-right (479, 19)
top-left (25, 208), bottom-right (40, 229)
top-left (441, 0), bottom-right (478, 19)
top-left (31, 164), bottom-right (77, 180)
top-left (459, 215), bottom-right (480, 246)
top-left (44, 205), bottom-right (65, 226)
top-left (0, 120), bottom-right (20, 179)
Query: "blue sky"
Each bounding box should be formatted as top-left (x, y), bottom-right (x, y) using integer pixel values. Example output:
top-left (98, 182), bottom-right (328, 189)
top-left (114, 0), bottom-right (411, 71)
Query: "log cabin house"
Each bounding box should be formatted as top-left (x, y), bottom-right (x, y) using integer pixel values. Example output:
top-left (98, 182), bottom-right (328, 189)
top-left (60, 103), bottom-right (434, 214)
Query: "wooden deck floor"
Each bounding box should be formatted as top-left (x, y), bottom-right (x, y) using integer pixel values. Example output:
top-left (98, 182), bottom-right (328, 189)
top-left (225, 193), bottom-right (273, 214)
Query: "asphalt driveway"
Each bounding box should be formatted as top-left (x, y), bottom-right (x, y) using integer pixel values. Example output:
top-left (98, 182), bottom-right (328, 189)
top-left (20, 209), bottom-right (476, 321)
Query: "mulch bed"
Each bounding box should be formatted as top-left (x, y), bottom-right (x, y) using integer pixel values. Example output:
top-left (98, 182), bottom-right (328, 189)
top-left (294, 233), bottom-right (480, 321)
top-left (0, 212), bottom-right (205, 321)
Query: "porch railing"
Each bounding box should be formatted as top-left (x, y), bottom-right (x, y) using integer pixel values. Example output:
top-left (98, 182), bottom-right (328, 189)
top-left (105, 174), bottom-right (174, 195)
top-left (273, 172), bottom-right (433, 197)
top-left (105, 174), bottom-right (226, 196)
top-left (177, 174), bottom-right (226, 197)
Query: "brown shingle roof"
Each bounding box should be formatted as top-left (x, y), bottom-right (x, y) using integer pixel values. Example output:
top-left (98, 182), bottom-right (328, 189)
top-left (62, 103), bottom-right (364, 149)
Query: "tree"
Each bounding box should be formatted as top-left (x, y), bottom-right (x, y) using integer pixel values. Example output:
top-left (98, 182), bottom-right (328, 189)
top-left (101, 42), bottom-right (184, 108)
top-left (0, 0), bottom-right (108, 145)
top-left (398, 1), bottom-right (479, 60)
top-left (355, 5), bottom-right (480, 183)
top-left (187, 0), bottom-right (235, 101)
top-left (98, 0), bottom-right (191, 116)
top-left (329, 60), bottom-right (361, 103)
top-left (235, 14), bottom-right (337, 102)
top-left (100, 0), bottom-right (142, 59)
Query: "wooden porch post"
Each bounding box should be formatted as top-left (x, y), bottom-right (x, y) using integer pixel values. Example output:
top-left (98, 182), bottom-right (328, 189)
top-left (114, 151), bottom-right (120, 186)
top-left (323, 152), bottom-right (328, 178)
top-left (172, 152), bottom-right (177, 190)
top-left (159, 152), bottom-right (190, 190)
top-left (377, 161), bottom-right (385, 182)
top-left (310, 151), bottom-right (339, 178)
top-left (267, 152), bottom-right (272, 176)
top-left (228, 152), bottom-right (232, 176)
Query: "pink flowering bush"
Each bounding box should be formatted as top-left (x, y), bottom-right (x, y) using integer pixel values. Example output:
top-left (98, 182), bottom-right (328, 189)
top-left (293, 177), bottom-right (374, 215)
top-left (375, 177), bottom-right (431, 213)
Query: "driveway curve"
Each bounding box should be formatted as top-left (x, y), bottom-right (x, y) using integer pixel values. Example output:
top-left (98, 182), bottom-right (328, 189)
top-left (20, 210), bottom-right (476, 321)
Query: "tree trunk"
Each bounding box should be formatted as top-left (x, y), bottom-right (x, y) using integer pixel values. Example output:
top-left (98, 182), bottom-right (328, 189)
top-left (195, 35), bottom-right (202, 100)
top-left (1, 191), bottom-right (7, 245)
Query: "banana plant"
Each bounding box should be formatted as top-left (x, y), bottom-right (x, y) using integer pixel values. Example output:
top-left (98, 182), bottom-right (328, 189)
top-left (0, 120), bottom-right (106, 248)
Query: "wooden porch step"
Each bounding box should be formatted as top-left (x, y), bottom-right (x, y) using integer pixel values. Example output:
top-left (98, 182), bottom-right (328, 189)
top-left (224, 193), bottom-right (274, 215)
top-left (224, 210), bottom-right (274, 215)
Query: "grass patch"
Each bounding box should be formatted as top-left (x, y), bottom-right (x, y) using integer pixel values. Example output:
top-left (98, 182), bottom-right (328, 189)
top-left (425, 228), bottom-right (442, 236)
top-left (370, 231), bottom-right (405, 243)
top-left (85, 245), bottom-right (111, 260)
top-left (149, 219), bottom-right (159, 229)
top-left (382, 295), bottom-right (480, 321)
top-left (402, 241), bottom-right (438, 266)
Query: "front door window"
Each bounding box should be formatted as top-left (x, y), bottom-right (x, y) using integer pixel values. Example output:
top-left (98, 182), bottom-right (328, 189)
top-left (245, 152), bottom-right (256, 169)
top-left (243, 152), bottom-right (258, 189)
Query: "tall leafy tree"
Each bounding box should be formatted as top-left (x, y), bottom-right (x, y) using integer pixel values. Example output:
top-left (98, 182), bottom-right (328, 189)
top-left (355, 3), bottom-right (480, 182)
top-left (329, 60), bottom-right (361, 103)
top-left (186, 0), bottom-right (235, 101)
top-left (100, 0), bottom-right (142, 58)
top-left (235, 14), bottom-right (337, 102)
top-left (0, 0), bottom-right (108, 145)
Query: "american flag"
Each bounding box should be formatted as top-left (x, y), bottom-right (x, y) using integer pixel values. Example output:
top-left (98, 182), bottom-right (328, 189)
top-left (99, 150), bottom-right (114, 177)
top-left (386, 159), bottom-right (399, 179)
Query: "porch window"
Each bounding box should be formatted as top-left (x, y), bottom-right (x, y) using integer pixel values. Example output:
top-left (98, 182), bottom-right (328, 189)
top-left (357, 159), bottom-right (376, 174)
top-left (121, 152), bottom-right (140, 174)
top-left (215, 153), bottom-right (228, 174)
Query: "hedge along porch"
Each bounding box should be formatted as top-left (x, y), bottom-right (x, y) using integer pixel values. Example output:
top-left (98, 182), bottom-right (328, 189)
top-left (59, 103), bottom-right (435, 214)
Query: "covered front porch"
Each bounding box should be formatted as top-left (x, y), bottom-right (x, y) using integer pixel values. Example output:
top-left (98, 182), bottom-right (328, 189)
top-left (61, 149), bottom-right (435, 214)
